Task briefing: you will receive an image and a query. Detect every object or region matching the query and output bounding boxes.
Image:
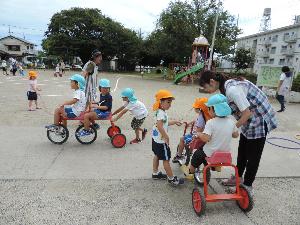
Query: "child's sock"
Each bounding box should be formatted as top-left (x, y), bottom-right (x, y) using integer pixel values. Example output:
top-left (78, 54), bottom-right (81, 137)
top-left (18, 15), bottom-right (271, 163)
top-left (152, 171), bottom-right (159, 175)
top-left (167, 176), bottom-right (174, 180)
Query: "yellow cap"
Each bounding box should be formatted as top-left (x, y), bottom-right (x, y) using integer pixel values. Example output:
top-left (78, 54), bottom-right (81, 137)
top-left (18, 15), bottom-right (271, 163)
top-left (192, 97), bottom-right (212, 122)
top-left (28, 71), bottom-right (37, 78)
top-left (153, 89), bottom-right (175, 111)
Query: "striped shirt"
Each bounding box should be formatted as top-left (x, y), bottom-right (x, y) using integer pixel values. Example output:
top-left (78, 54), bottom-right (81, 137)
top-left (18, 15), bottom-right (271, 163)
top-left (83, 61), bottom-right (98, 103)
top-left (225, 79), bottom-right (277, 139)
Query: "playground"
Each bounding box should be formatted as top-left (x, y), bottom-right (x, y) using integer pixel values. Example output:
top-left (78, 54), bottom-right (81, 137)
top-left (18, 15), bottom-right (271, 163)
top-left (0, 70), bottom-right (299, 224)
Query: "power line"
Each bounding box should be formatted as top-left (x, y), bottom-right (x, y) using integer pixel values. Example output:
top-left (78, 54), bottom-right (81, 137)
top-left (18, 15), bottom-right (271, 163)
top-left (0, 23), bottom-right (45, 32)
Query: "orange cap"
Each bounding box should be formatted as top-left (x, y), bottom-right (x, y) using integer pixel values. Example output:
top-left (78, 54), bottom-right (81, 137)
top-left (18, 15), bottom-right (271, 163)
top-left (153, 89), bottom-right (175, 111)
top-left (192, 97), bottom-right (212, 122)
top-left (28, 70), bottom-right (37, 78)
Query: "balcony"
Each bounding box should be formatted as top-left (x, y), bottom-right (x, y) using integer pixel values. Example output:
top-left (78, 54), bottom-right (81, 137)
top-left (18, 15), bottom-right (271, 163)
top-left (259, 51), bottom-right (270, 58)
top-left (283, 34), bottom-right (297, 43)
top-left (23, 49), bottom-right (38, 55)
top-left (264, 40), bottom-right (271, 46)
top-left (281, 48), bottom-right (295, 56)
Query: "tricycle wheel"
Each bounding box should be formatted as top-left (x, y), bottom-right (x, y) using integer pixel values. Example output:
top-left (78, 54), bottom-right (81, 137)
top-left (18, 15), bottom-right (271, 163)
top-left (111, 133), bottom-right (126, 148)
top-left (47, 124), bottom-right (69, 144)
top-left (107, 126), bottom-right (121, 138)
top-left (75, 125), bottom-right (97, 145)
top-left (192, 188), bottom-right (206, 216)
top-left (194, 166), bottom-right (211, 186)
top-left (236, 185), bottom-right (254, 212)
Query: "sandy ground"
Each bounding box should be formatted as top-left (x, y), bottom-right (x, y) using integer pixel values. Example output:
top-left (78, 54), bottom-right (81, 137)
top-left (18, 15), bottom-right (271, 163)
top-left (0, 70), bottom-right (299, 225)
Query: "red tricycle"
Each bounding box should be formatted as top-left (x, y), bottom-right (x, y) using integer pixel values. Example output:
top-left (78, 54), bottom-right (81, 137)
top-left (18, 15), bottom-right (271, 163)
top-left (46, 112), bottom-right (126, 148)
top-left (192, 151), bottom-right (253, 216)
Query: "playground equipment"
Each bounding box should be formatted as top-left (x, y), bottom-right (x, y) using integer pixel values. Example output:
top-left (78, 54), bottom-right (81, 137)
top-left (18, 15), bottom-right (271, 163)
top-left (192, 151), bottom-right (253, 216)
top-left (174, 35), bottom-right (209, 84)
top-left (46, 113), bottom-right (126, 148)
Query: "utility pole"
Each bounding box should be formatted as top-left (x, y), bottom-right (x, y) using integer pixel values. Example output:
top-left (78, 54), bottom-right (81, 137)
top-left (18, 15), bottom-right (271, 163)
top-left (208, 0), bottom-right (221, 70)
top-left (8, 25), bottom-right (11, 35)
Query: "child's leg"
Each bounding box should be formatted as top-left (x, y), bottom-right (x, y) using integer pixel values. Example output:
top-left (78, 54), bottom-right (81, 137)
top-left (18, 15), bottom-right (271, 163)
top-left (34, 100), bottom-right (38, 108)
top-left (28, 100), bottom-right (33, 110)
top-left (153, 155), bottom-right (159, 173)
top-left (134, 128), bottom-right (143, 140)
top-left (54, 107), bottom-right (65, 125)
top-left (190, 147), bottom-right (207, 174)
top-left (163, 160), bottom-right (174, 178)
top-left (177, 137), bottom-right (185, 156)
top-left (83, 112), bottom-right (97, 130)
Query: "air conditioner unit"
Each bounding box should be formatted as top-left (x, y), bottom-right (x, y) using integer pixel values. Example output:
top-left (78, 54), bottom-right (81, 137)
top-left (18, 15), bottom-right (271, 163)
top-left (295, 15), bottom-right (300, 24)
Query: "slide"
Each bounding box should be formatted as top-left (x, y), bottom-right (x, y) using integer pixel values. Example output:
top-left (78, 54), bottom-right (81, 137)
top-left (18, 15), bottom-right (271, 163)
top-left (174, 63), bottom-right (204, 84)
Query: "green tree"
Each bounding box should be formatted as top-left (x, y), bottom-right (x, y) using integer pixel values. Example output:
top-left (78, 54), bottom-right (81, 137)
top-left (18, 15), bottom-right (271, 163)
top-left (232, 48), bottom-right (255, 72)
top-left (42, 8), bottom-right (141, 70)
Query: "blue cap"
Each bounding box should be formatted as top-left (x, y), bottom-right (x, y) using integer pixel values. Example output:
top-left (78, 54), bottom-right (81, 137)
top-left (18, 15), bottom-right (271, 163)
top-left (70, 74), bottom-right (85, 91)
top-left (99, 78), bottom-right (110, 88)
top-left (206, 94), bottom-right (231, 117)
top-left (121, 88), bottom-right (137, 103)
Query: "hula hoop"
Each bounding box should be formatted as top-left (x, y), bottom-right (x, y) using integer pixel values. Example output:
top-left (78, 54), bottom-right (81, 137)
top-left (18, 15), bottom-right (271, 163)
top-left (266, 137), bottom-right (300, 150)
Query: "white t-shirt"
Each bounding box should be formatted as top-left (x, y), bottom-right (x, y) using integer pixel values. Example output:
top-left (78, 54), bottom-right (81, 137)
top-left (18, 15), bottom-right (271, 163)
top-left (278, 73), bottom-right (292, 96)
top-left (202, 117), bottom-right (238, 157)
top-left (225, 82), bottom-right (250, 112)
top-left (71, 89), bottom-right (86, 116)
top-left (152, 109), bottom-right (168, 144)
top-left (55, 66), bottom-right (60, 73)
top-left (124, 100), bottom-right (148, 119)
top-left (28, 79), bottom-right (37, 92)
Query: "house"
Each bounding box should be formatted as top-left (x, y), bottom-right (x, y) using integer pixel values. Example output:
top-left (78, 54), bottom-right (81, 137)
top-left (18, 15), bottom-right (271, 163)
top-left (0, 35), bottom-right (38, 60)
top-left (236, 16), bottom-right (300, 75)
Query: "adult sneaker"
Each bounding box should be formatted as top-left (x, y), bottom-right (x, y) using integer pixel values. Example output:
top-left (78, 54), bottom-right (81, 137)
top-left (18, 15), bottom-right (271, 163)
top-left (221, 175), bottom-right (243, 186)
top-left (76, 129), bottom-right (92, 137)
top-left (142, 129), bottom-right (148, 140)
top-left (168, 176), bottom-right (184, 186)
top-left (152, 171), bottom-right (167, 180)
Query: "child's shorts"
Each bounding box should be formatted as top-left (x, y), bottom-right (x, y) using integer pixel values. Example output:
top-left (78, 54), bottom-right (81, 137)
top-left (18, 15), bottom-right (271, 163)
top-left (152, 139), bottom-right (171, 161)
top-left (191, 147), bottom-right (207, 168)
top-left (93, 109), bottom-right (110, 119)
top-left (184, 134), bottom-right (193, 144)
top-left (131, 117), bottom-right (145, 130)
top-left (64, 107), bottom-right (77, 119)
top-left (27, 91), bottom-right (37, 101)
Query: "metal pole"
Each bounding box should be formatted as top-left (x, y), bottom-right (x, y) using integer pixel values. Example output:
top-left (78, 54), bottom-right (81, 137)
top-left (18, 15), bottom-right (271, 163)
top-left (208, 1), bottom-right (220, 70)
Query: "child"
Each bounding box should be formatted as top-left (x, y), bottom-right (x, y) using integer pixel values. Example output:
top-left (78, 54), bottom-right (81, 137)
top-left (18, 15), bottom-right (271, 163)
top-left (45, 74), bottom-right (86, 130)
top-left (54, 64), bottom-right (61, 77)
top-left (276, 66), bottom-right (293, 112)
top-left (181, 94), bottom-right (239, 178)
top-left (19, 64), bottom-right (25, 76)
top-left (172, 97), bottom-right (211, 163)
top-left (112, 88), bottom-right (148, 144)
top-left (27, 71), bottom-right (41, 111)
top-left (151, 89), bottom-right (184, 186)
top-left (76, 79), bottom-right (112, 137)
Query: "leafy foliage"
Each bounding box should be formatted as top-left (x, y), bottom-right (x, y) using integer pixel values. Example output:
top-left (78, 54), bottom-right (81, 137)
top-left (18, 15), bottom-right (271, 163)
top-left (232, 48), bottom-right (255, 72)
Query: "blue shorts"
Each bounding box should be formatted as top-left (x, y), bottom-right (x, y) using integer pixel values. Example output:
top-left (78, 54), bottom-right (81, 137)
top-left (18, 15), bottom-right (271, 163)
top-left (93, 109), bottom-right (110, 119)
top-left (184, 134), bottom-right (193, 144)
top-left (64, 107), bottom-right (77, 118)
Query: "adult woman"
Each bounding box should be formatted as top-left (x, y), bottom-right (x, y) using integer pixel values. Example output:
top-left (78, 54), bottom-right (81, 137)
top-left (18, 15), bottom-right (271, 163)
top-left (276, 66), bottom-right (293, 112)
top-left (198, 71), bottom-right (277, 193)
top-left (82, 50), bottom-right (102, 107)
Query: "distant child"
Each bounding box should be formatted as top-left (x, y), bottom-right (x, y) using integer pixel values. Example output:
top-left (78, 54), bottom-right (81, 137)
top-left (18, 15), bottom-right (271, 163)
top-left (172, 97), bottom-right (212, 163)
top-left (76, 79), bottom-right (112, 137)
top-left (27, 71), bottom-right (41, 111)
top-left (112, 88), bottom-right (148, 144)
top-left (54, 64), bottom-right (61, 77)
top-left (151, 89), bottom-right (184, 186)
top-left (45, 74), bottom-right (86, 130)
top-left (181, 94), bottom-right (239, 178)
top-left (19, 64), bottom-right (25, 76)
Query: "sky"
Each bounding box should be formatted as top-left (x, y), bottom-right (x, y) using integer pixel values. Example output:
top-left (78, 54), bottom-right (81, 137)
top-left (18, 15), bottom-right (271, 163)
top-left (0, 0), bottom-right (299, 50)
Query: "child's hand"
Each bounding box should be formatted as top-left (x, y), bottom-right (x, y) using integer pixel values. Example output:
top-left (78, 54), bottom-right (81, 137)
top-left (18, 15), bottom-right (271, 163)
top-left (175, 121), bottom-right (182, 126)
top-left (111, 117), bottom-right (117, 122)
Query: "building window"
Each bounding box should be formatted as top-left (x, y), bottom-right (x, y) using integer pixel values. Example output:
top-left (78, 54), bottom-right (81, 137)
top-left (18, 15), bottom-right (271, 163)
top-left (271, 47), bottom-right (276, 54)
top-left (263, 37), bottom-right (266, 40)
top-left (268, 36), bottom-right (271, 40)
top-left (7, 45), bottom-right (21, 51)
top-left (279, 59), bottom-right (285, 65)
top-left (272, 35), bottom-right (278, 42)
top-left (298, 44), bottom-right (300, 48)
top-left (269, 58), bottom-right (274, 64)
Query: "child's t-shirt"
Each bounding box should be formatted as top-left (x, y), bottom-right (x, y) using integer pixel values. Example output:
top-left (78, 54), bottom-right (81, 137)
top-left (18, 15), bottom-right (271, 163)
top-left (202, 117), bottom-right (238, 157)
top-left (192, 113), bottom-right (205, 134)
top-left (72, 89), bottom-right (86, 116)
top-left (152, 109), bottom-right (168, 144)
top-left (124, 100), bottom-right (148, 119)
top-left (55, 66), bottom-right (60, 73)
top-left (28, 80), bottom-right (37, 92)
top-left (99, 93), bottom-right (112, 112)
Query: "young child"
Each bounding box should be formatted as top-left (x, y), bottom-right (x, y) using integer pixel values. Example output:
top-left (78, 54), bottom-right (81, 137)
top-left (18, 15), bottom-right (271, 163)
top-left (45, 74), bottom-right (86, 130)
top-left (112, 88), bottom-right (148, 144)
top-left (76, 79), bottom-right (112, 137)
top-left (151, 89), bottom-right (184, 186)
top-left (172, 97), bottom-right (211, 163)
top-left (27, 71), bottom-right (41, 111)
top-left (181, 94), bottom-right (239, 178)
top-left (54, 64), bottom-right (61, 77)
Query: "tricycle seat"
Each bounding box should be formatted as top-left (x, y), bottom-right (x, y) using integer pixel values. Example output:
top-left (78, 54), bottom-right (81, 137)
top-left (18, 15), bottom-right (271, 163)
top-left (206, 151), bottom-right (232, 164)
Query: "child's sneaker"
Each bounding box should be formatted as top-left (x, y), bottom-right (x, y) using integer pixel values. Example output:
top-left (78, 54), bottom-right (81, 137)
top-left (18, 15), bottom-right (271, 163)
top-left (45, 124), bottom-right (58, 132)
top-left (180, 165), bottom-right (194, 180)
top-left (152, 171), bottom-right (167, 180)
top-left (168, 176), bottom-right (185, 186)
top-left (172, 154), bottom-right (184, 163)
top-left (142, 128), bottom-right (148, 140)
top-left (130, 138), bottom-right (141, 144)
top-left (76, 129), bottom-right (92, 137)
top-left (92, 123), bottom-right (100, 130)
